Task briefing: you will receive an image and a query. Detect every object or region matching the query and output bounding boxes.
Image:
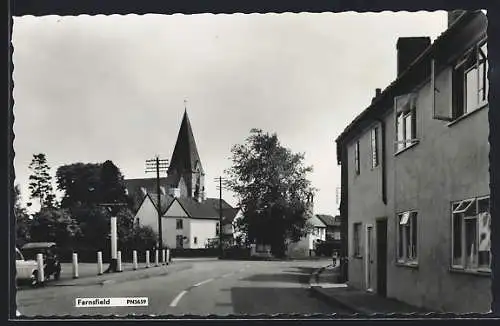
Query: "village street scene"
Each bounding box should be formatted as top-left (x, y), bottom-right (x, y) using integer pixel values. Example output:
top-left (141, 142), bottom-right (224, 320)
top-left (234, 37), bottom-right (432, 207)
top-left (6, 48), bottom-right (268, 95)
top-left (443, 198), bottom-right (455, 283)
top-left (12, 9), bottom-right (491, 317)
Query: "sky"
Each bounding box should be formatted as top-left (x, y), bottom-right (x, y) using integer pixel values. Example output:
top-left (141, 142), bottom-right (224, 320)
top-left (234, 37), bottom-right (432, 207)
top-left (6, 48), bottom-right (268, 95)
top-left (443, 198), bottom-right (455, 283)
top-left (12, 11), bottom-right (448, 216)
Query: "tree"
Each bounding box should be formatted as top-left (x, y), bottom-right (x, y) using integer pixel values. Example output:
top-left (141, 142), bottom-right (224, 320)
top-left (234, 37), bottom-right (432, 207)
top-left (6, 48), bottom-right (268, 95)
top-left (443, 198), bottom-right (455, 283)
top-left (14, 184), bottom-right (32, 246)
top-left (225, 129), bottom-right (316, 257)
top-left (28, 153), bottom-right (56, 208)
top-left (30, 207), bottom-right (82, 247)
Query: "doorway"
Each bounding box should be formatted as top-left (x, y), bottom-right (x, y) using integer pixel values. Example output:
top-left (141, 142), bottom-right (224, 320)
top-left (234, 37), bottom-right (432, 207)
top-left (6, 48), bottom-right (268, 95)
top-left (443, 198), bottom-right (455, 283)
top-left (365, 225), bottom-right (373, 291)
top-left (376, 218), bottom-right (388, 297)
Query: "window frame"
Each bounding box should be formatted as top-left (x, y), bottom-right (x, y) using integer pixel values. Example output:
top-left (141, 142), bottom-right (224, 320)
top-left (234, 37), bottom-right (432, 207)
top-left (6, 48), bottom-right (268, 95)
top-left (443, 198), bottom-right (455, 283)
top-left (353, 222), bottom-right (362, 258)
top-left (451, 195), bottom-right (491, 273)
top-left (176, 218), bottom-right (183, 230)
top-left (216, 222), bottom-right (220, 236)
top-left (354, 140), bottom-right (360, 175)
top-left (394, 95), bottom-right (417, 154)
top-left (194, 236), bottom-right (198, 245)
top-left (452, 40), bottom-right (488, 120)
top-left (371, 127), bottom-right (379, 168)
top-left (396, 210), bottom-right (418, 266)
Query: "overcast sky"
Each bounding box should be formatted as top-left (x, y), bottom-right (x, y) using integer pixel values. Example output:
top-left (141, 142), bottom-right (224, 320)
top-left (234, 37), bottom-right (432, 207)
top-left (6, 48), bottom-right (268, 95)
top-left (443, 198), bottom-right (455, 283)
top-left (12, 12), bottom-right (447, 215)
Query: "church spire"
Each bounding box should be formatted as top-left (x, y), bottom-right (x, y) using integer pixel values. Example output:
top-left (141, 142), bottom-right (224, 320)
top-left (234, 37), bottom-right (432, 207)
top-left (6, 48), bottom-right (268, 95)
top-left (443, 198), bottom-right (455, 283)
top-left (167, 106), bottom-right (205, 199)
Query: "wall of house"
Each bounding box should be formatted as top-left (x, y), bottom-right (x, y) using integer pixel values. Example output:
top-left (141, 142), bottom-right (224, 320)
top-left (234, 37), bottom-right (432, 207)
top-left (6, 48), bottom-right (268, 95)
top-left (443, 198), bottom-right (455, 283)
top-left (163, 200), bottom-right (190, 249)
top-left (345, 52), bottom-right (490, 312)
top-left (286, 226), bottom-right (326, 258)
top-left (136, 196), bottom-right (160, 234)
top-left (189, 219), bottom-right (218, 248)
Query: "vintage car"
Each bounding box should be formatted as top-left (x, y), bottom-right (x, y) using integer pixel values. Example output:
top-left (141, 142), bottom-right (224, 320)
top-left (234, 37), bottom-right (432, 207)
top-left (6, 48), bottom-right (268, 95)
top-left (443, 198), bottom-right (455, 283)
top-left (15, 247), bottom-right (39, 286)
top-left (21, 242), bottom-right (62, 280)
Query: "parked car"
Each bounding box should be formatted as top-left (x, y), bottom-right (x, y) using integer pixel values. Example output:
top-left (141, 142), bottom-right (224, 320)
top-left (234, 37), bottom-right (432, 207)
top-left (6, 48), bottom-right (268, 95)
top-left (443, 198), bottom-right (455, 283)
top-left (15, 247), bottom-right (39, 286)
top-left (21, 242), bottom-right (62, 281)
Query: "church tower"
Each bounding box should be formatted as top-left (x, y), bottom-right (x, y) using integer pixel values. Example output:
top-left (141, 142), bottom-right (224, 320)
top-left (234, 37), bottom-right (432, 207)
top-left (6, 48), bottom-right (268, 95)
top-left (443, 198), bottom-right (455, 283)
top-left (166, 109), bottom-right (205, 202)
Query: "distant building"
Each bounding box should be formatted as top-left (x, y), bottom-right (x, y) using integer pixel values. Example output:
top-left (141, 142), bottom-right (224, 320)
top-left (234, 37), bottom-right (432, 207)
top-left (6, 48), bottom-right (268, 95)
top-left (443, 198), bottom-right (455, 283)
top-left (125, 110), bottom-right (238, 247)
top-left (335, 11), bottom-right (489, 312)
top-left (286, 215), bottom-right (327, 258)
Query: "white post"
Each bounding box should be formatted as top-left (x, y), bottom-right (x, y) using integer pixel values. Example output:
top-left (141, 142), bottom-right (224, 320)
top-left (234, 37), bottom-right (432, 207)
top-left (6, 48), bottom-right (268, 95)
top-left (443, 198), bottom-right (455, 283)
top-left (146, 250), bottom-right (150, 268)
top-left (36, 253), bottom-right (44, 283)
top-left (72, 253), bottom-right (79, 279)
top-left (117, 251), bottom-right (122, 272)
top-left (97, 251), bottom-right (103, 275)
top-left (155, 250), bottom-right (159, 267)
top-left (111, 216), bottom-right (117, 260)
top-left (162, 249), bottom-right (166, 265)
top-left (166, 248), bottom-right (170, 265)
top-left (133, 250), bottom-right (138, 270)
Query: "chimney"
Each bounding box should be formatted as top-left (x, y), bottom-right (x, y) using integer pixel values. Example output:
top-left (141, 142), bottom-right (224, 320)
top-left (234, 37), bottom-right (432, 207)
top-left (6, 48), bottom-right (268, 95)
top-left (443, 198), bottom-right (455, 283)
top-left (371, 88), bottom-right (382, 104)
top-left (448, 10), bottom-right (466, 28)
top-left (396, 37), bottom-right (431, 76)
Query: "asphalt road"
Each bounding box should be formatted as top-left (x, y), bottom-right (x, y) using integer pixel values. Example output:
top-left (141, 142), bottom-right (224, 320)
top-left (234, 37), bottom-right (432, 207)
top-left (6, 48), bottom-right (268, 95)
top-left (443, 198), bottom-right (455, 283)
top-left (16, 259), bottom-right (351, 317)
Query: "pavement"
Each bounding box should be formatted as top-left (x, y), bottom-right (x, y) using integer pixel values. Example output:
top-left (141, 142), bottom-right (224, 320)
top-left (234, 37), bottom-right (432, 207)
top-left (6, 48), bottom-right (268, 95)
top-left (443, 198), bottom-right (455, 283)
top-left (308, 264), bottom-right (432, 315)
top-left (16, 258), bottom-right (352, 317)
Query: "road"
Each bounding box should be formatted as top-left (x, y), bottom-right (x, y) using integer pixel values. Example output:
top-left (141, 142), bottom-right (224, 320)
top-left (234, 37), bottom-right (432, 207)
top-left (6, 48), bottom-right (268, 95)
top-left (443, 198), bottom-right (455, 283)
top-left (16, 259), bottom-right (351, 316)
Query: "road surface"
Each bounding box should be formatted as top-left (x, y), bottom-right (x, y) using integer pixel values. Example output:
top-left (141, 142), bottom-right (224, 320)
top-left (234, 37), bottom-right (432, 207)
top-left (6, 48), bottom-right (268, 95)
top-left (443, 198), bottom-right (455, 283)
top-left (16, 259), bottom-right (350, 316)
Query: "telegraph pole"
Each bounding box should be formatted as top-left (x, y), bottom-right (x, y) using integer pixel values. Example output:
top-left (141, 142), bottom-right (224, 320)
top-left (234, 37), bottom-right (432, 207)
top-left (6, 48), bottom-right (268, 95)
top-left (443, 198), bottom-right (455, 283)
top-left (146, 156), bottom-right (169, 251)
top-left (214, 176), bottom-right (227, 258)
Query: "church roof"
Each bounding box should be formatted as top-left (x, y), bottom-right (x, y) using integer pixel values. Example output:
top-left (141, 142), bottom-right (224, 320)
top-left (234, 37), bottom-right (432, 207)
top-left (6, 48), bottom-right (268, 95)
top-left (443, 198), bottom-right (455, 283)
top-left (167, 110), bottom-right (203, 181)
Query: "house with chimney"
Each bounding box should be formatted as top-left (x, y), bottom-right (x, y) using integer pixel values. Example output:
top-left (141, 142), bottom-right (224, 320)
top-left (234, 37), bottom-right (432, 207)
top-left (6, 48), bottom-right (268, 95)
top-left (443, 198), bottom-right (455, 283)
top-left (126, 110), bottom-right (238, 249)
top-left (335, 11), bottom-right (490, 312)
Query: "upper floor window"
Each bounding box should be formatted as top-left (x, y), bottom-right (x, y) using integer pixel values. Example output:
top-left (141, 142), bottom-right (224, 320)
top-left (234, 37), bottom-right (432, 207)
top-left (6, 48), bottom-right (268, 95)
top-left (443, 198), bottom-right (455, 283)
top-left (451, 196), bottom-right (490, 272)
top-left (354, 140), bottom-right (360, 175)
top-left (176, 218), bottom-right (183, 230)
top-left (371, 127), bottom-right (379, 168)
top-left (452, 41), bottom-right (488, 119)
top-left (397, 211), bottom-right (418, 265)
top-left (394, 94), bottom-right (417, 153)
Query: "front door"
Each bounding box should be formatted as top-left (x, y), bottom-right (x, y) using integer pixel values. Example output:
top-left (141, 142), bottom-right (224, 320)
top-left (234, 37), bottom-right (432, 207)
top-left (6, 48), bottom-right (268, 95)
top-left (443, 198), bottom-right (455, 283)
top-left (365, 225), bottom-right (373, 291)
top-left (376, 218), bottom-right (388, 297)
top-left (176, 235), bottom-right (184, 249)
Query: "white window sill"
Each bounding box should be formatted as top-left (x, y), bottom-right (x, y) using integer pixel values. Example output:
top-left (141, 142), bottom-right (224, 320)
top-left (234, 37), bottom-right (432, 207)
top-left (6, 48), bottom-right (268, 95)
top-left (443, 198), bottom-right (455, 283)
top-left (450, 266), bottom-right (491, 276)
top-left (447, 102), bottom-right (488, 127)
top-left (394, 140), bottom-right (420, 157)
top-left (396, 261), bottom-right (419, 269)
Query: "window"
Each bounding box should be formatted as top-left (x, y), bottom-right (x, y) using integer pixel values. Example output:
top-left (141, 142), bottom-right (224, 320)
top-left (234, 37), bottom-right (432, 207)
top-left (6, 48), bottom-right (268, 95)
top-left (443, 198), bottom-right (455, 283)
top-left (176, 219), bottom-right (183, 230)
top-left (371, 127), bottom-right (379, 168)
top-left (353, 223), bottom-right (362, 257)
top-left (194, 237), bottom-right (198, 245)
top-left (176, 235), bottom-right (184, 248)
top-left (395, 95), bottom-right (417, 152)
top-left (397, 211), bottom-right (418, 264)
top-left (452, 196), bottom-right (490, 272)
top-left (216, 222), bottom-right (220, 236)
top-left (354, 140), bottom-right (360, 175)
top-left (452, 42), bottom-right (488, 119)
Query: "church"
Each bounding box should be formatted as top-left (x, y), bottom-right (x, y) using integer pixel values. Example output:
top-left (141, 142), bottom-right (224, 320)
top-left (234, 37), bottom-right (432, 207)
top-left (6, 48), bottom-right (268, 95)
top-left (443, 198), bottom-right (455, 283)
top-left (124, 110), bottom-right (238, 249)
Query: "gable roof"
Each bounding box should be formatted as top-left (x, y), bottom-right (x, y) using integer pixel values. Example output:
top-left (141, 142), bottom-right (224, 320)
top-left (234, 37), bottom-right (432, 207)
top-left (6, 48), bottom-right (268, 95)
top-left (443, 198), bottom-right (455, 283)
top-left (175, 197), bottom-right (219, 219)
top-left (307, 215), bottom-right (327, 228)
top-left (203, 198), bottom-right (239, 223)
top-left (316, 214), bottom-right (341, 227)
top-left (148, 193), bottom-right (175, 215)
top-left (167, 110), bottom-right (204, 180)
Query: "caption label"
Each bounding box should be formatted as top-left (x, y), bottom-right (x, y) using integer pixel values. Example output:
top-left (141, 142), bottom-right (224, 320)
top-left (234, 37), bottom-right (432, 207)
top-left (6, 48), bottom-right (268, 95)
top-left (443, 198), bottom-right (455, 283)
top-left (75, 297), bottom-right (148, 307)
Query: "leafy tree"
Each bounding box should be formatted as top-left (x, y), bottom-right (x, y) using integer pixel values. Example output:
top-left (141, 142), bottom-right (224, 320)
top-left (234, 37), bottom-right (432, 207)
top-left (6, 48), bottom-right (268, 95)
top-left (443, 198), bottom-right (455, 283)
top-left (14, 184), bottom-right (32, 246)
top-left (28, 153), bottom-right (56, 208)
top-left (29, 207), bottom-right (82, 246)
top-left (225, 128), bottom-right (315, 257)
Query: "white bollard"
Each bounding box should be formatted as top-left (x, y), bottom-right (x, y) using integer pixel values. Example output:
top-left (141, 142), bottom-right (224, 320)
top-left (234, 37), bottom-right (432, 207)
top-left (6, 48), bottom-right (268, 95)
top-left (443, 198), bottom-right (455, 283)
top-left (162, 249), bottom-right (166, 265)
top-left (166, 249), bottom-right (170, 265)
top-left (146, 250), bottom-right (150, 268)
top-left (72, 253), bottom-right (79, 279)
top-left (133, 250), bottom-right (138, 270)
top-left (97, 251), bottom-right (103, 275)
top-left (117, 251), bottom-right (122, 272)
top-left (155, 250), bottom-right (159, 267)
top-left (36, 253), bottom-right (45, 283)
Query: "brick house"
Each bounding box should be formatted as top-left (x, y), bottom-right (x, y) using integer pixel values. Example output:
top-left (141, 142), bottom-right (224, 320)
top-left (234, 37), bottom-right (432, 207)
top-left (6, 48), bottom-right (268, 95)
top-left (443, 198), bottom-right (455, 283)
top-left (335, 11), bottom-right (490, 312)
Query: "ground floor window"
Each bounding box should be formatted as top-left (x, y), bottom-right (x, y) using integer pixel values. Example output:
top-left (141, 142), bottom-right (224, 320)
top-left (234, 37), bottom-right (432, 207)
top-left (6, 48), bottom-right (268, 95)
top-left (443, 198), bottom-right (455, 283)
top-left (397, 211), bottom-right (418, 264)
top-left (452, 196), bottom-right (490, 272)
top-left (353, 223), bottom-right (362, 257)
top-left (176, 235), bottom-right (184, 248)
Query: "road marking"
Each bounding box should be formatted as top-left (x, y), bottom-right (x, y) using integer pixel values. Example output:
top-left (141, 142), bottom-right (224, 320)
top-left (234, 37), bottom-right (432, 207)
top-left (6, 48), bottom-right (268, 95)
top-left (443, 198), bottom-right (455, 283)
top-left (169, 290), bottom-right (188, 307)
top-left (193, 278), bottom-right (214, 287)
